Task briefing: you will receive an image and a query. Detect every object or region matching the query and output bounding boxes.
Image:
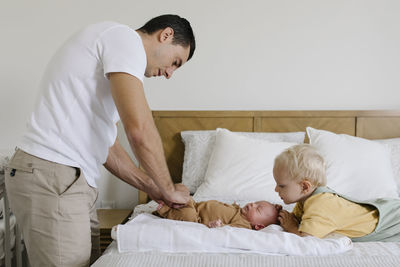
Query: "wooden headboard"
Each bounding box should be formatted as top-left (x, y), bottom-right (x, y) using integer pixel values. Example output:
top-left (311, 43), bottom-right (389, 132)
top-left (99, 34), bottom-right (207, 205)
top-left (139, 110), bottom-right (400, 203)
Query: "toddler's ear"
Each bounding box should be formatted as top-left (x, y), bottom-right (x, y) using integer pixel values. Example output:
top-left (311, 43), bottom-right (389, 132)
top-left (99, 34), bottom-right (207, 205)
top-left (300, 179), bottom-right (313, 193)
top-left (254, 224), bottom-right (265, 230)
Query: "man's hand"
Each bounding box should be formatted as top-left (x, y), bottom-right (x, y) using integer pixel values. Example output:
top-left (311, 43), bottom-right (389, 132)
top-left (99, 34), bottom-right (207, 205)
top-left (146, 185), bottom-right (164, 204)
top-left (162, 183), bottom-right (190, 208)
top-left (278, 210), bottom-right (299, 234)
top-left (208, 219), bottom-right (223, 228)
top-left (147, 183), bottom-right (190, 208)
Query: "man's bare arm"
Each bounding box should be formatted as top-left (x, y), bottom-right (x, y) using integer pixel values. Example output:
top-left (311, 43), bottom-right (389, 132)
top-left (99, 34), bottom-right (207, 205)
top-left (108, 72), bottom-right (189, 205)
top-left (103, 138), bottom-right (162, 201)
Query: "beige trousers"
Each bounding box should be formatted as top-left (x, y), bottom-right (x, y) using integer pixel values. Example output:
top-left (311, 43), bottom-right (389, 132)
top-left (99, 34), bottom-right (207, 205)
top-left (5, 149), bottom-right (100, 267)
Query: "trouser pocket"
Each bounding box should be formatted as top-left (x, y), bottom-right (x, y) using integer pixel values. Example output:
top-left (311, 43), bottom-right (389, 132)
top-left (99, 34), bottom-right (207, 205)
top-left (5, 150), bottom-right (94, 267)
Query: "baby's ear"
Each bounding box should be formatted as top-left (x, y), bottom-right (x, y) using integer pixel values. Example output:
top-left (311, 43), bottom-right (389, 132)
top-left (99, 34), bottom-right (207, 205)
top-left (254, 224), bottom-right (265, 230)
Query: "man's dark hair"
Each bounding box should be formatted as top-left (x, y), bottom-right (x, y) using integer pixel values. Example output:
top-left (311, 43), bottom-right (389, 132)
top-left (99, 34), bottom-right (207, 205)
top-left (138, 14), bottom-right (195, 61)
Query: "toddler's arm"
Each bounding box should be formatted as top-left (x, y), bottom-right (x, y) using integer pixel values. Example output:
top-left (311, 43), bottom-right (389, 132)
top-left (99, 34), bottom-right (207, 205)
top-left (278, 210), bottom-right (310, 237)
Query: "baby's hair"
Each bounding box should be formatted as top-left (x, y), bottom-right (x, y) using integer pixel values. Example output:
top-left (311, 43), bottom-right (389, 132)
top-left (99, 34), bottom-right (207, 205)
top-left (274, 144), bottom-right (326, 186)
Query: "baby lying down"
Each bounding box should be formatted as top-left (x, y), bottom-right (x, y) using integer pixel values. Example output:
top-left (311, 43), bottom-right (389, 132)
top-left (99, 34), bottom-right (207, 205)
top-left (156, 197), bottom-right (281, 230)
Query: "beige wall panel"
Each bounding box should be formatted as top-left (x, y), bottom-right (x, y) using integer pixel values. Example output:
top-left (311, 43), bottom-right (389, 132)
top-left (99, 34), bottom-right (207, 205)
top-left (137, 111), bottom-right (400, 204)
top-left (259, 117), bottom-right (356, 142)
top-left (357, 118), bottom-right (400, 139)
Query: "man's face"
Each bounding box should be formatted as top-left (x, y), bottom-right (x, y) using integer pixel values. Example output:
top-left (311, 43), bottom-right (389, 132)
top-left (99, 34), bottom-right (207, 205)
top-left (145, 37), bottom-right (190, 79)
top-left (273, 166), bottom-right (304, 204)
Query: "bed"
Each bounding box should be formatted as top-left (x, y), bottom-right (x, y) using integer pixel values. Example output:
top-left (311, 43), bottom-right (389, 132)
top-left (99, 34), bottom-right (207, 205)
top-left (92, 110), bottom-right (400, 267)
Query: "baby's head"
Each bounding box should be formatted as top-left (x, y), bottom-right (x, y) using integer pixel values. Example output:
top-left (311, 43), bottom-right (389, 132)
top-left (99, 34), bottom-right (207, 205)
top-left (241, 201), bottom-right (280, 230)
top-left (273, 144), bottom-right (326, 204)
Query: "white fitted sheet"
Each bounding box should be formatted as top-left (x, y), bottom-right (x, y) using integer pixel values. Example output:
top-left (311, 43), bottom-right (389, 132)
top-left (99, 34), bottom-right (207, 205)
top-left (92, 201), bottom-right (400, 267)
top-left (93, 241), bottom-right (400, 267)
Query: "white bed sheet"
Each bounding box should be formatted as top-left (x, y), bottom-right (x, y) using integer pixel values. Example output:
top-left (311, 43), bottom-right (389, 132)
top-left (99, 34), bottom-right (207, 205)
top-left (92, 201), bottom-right (400, 267)
top-left (115, 213), bottom-right (352, 255)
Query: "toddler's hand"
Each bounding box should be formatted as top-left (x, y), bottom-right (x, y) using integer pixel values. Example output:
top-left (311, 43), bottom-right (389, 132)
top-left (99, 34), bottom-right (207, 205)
top-left (208, 219), bottom-right (223, 228)
top-left (278, 210), bottom-right (299, 233)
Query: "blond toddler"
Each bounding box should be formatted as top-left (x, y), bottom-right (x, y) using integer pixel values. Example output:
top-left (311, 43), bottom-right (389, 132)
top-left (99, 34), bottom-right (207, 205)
top-left (273, 144), bottom-right (400, 242)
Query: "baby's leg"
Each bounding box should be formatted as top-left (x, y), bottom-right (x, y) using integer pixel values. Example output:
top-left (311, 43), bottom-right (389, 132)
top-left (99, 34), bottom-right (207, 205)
top-left (156, 198), bottom-right (199, 222)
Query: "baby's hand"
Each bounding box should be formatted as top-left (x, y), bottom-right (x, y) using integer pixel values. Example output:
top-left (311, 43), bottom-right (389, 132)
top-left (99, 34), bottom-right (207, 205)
top-left (208, 219), bottom-right (223, 228)
top-left (274, 204), bottom-right (282, 212)
top-left (156, 201), bottom-right (165, 210)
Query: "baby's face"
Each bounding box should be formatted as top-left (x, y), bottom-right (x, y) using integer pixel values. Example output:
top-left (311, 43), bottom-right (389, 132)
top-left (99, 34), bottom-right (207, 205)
top-left (241, 201), bottom-right (279, 229)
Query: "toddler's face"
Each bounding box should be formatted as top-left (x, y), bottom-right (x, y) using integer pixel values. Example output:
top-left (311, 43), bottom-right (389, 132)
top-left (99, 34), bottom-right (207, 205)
top-left (242, 201), bottom-right (279, 229)
top-left (273, 166), bottom-right (304, 204)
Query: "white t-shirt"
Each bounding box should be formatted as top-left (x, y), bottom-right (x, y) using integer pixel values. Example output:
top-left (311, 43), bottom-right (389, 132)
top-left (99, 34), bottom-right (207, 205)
top-left (19, 21), bottom-right (147, 188)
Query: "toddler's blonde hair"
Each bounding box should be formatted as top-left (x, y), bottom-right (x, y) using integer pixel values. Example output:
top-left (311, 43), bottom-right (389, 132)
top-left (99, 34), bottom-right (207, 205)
top-left (274, 144), bottom-right (326, 186)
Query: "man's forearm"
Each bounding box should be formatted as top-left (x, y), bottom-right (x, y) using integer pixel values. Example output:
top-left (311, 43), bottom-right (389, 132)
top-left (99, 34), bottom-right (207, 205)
top-left (109, 72), bottom-right (175, 197)
top-left (126, 120), bottom-right (175, 196)
top-left (103, 138), bottom-right (160, 195)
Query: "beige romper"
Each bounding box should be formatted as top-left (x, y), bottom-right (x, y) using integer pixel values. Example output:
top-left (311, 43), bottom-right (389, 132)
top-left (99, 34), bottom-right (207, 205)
top-left (157, 198), bottom-right (252, 229)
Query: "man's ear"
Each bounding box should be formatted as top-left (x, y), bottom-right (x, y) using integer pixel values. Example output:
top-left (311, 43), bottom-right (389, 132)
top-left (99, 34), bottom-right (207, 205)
top-left (254, 224), bottom-right (265, 231)
top-left (159, 27), bottom-right (174, 43)
top-left (300, 179), bottom-right (313, 194)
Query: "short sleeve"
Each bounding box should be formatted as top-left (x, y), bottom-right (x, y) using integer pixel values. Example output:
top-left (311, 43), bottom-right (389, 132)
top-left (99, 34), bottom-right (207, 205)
top-left (97, 25), bottom-right (146, 82)
top-left (298, 194), bottom-right (338, 238)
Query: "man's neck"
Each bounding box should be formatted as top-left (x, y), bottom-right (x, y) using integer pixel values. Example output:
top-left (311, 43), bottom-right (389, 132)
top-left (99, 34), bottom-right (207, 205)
top-left (136, 30), bottom-right (151, 56)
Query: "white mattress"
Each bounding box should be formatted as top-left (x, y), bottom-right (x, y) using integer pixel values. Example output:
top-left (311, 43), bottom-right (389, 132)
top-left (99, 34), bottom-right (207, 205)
top-left (93, 241), bottom-right (400, 267)
top-left (92, 201), bottom-right (400, 267)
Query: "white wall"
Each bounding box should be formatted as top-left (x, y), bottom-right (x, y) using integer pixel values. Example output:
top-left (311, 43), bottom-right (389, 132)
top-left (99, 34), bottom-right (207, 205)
top-left (1, 0), bottom-right (399, 208)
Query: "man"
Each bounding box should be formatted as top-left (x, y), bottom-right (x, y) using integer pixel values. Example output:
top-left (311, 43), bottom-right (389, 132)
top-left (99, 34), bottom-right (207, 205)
top-left (5, 14), bottom-right (195, 266)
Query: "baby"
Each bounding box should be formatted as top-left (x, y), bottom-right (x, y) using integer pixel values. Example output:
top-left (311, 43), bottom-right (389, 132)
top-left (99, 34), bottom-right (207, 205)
top-left (156, 197), bottom-right (281, 230)
top-left (273, 144), bottom-right (400, 242)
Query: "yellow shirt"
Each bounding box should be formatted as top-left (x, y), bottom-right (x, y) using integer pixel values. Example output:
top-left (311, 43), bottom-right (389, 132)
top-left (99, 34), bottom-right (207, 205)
top-left (293, 192), bottom-right (378, 238)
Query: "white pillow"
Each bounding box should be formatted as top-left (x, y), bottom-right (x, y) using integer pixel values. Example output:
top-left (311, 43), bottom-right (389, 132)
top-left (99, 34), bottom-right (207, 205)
top-left (374, 138), bottom-right (400, 195)
top-left (193, 128), bottom-right (297, 203)
top-left (181, 130), bottom-right (305, 193)
top-left (306, 127), bottom-right (398, 200)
